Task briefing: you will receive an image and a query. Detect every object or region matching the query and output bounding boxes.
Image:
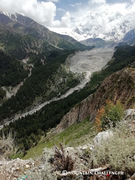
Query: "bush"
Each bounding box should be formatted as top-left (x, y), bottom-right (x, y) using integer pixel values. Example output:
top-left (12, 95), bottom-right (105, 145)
top-left (95, 100), bottom-right (124, 131)
top-left (102, 100), bottom-right (124, 129)
top-left (91, 120), bottom-right (135, 175)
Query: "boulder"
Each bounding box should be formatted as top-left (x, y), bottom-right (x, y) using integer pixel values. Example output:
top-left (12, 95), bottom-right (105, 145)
top-left (94, 130), bottom-right (113, 145)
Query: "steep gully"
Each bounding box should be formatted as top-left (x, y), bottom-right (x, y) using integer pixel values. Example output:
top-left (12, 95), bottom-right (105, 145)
top-left (0, 48), bottom-right (114, 129)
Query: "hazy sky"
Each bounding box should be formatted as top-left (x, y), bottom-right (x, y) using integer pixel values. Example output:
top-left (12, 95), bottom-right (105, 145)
top-left (0, 0), bottom-right (134, 30)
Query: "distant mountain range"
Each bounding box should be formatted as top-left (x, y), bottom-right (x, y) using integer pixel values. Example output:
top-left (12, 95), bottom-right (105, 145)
top-left (80, 29), bottom-right (135, 48)
top-left (80, 38), bottom-right (115, 48)
top-left (1, 11), bottom-right (135, 50)
top-left (50, 10), bottom-right (134, 43)
top-left (121, 29), bottom-right (135, 46)
top-left (79, 29), bottom-right (135, 48)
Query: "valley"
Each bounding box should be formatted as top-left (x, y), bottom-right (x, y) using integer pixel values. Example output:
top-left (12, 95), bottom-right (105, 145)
top-left (0, 8), bottom-right (135, 179)
top-left (0, 48), bottom-right (114, 129)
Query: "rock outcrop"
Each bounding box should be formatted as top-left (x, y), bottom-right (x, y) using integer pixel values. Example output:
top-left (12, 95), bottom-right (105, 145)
top-left (91, 67), bottom-right (135, 109)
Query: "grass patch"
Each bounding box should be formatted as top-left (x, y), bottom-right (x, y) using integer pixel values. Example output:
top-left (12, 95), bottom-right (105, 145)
top-left (23, 117), bottom-right (96, 159)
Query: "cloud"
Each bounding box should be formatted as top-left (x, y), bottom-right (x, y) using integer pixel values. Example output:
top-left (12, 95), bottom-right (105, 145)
top-left (61, 12), bottom-right (72, 27)
top-left (0, 0), bottom-right (134, 41)
top-left (67, 1), bottom-right (135, 36)
top-left (49, 0), bottom-right (135, 41)
top-left (70, 2), bottom-right (82, 8)
top-left (46, 0), bottom-right (59, 2)
top-left (91, 0), bottom-right (106, 4)
top-left (0, 0), bottom-right (58, 26)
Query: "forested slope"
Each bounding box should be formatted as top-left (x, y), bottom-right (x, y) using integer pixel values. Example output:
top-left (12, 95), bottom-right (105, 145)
top-left (1, 45), bottom-right (135, 156)
top-left (0, 51), bottom-right (28, 86)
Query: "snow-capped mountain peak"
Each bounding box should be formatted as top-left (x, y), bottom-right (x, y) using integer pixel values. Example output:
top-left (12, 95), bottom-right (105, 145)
top-left (50, 9), bottom-right (133, 42)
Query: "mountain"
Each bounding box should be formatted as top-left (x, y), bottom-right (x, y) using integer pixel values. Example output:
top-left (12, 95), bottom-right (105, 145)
top-left (80, 38), bottom-right (115, 48)
top-left (0, 10), bottom-right (135, 179)
top-left (122, 29), bottom-right (135, 45)
top-left (51, 11), bottom-right (132, 42)
top-left (57, 34), bottom-right (93, 49)
top-left (73, 19), bottom-right (130, 41)
top-left (0, 12), bottom-right (88, 60)
top-left (0, 11), bottom-right (91, 109)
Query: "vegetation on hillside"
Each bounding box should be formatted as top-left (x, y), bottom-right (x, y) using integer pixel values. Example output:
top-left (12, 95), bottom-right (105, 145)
top-left (0, 88), bottom-right (6, 101)
top-left (91, 120), bottom-right (135, 175)
top-left (23, 117), bottom-right (95, 159)
top-left (0, 50), bottom-right (28, 86)
top-left (0, 50), bottom-right (80, 120)
top-left (95, 100), bottom-right (124, 131)
top-left (1, 45), bottom-right (135, 156)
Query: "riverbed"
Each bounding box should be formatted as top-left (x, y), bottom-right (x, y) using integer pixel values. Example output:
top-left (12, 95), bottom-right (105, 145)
top-left (0, 48), bottom-right (114, 129)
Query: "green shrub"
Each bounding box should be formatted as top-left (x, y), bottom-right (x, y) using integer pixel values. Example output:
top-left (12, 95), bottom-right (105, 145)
top-left (101, 100), bottom-right (124, 130)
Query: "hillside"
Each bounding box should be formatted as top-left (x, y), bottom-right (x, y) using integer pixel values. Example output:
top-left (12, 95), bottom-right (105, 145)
top-left (0, 106), bottom-right (135, 180)
top-left (0, 12), bottom-right (89, 60)
top-left (0, 51), bottom-right (28, 87)
top-left (0, 45), bottom-right (135, 158)
top-left (0, 12), bottom-right (90, 107)
top-left (55, 67), bottom-right (135, 133)
top-left (0, 12), bottom-right (93, 119)
top-left (0, 50), bottom-right (28, 104)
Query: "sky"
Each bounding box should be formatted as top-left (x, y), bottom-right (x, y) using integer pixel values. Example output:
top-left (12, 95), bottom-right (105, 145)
top-left (0, 0), bottom-right (134, 39)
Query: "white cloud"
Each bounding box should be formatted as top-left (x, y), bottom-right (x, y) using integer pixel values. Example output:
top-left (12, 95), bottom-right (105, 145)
top-left (61, 12), bottom-right (72, 27)
top-left (0, 0), bottom-right (58, 26)
top-left (66, 1), bottom-right (135, 38)
top-left (91, 0), bottom-right (106, 4)
top-left (46, 0), bottom-right (59, 2)
top-left (0, 0), bottom-right (134, 41)
top-left (70, 2), bottom-right (82, 8)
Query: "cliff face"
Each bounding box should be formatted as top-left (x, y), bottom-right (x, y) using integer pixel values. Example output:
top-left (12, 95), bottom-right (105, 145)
top-left (56, 95), bottom-right (93, 133)
top-left (56, 67), bottom-right (135, 132)
top-left (93, 67), bottom-right (135, 108)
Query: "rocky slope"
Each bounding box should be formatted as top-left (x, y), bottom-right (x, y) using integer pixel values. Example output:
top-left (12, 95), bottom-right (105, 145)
top-left (56, 67), bottom-right (135, 133)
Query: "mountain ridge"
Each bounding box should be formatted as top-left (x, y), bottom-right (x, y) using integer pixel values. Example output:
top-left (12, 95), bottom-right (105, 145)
top-left (0, 11), bottom-right (89, 55)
